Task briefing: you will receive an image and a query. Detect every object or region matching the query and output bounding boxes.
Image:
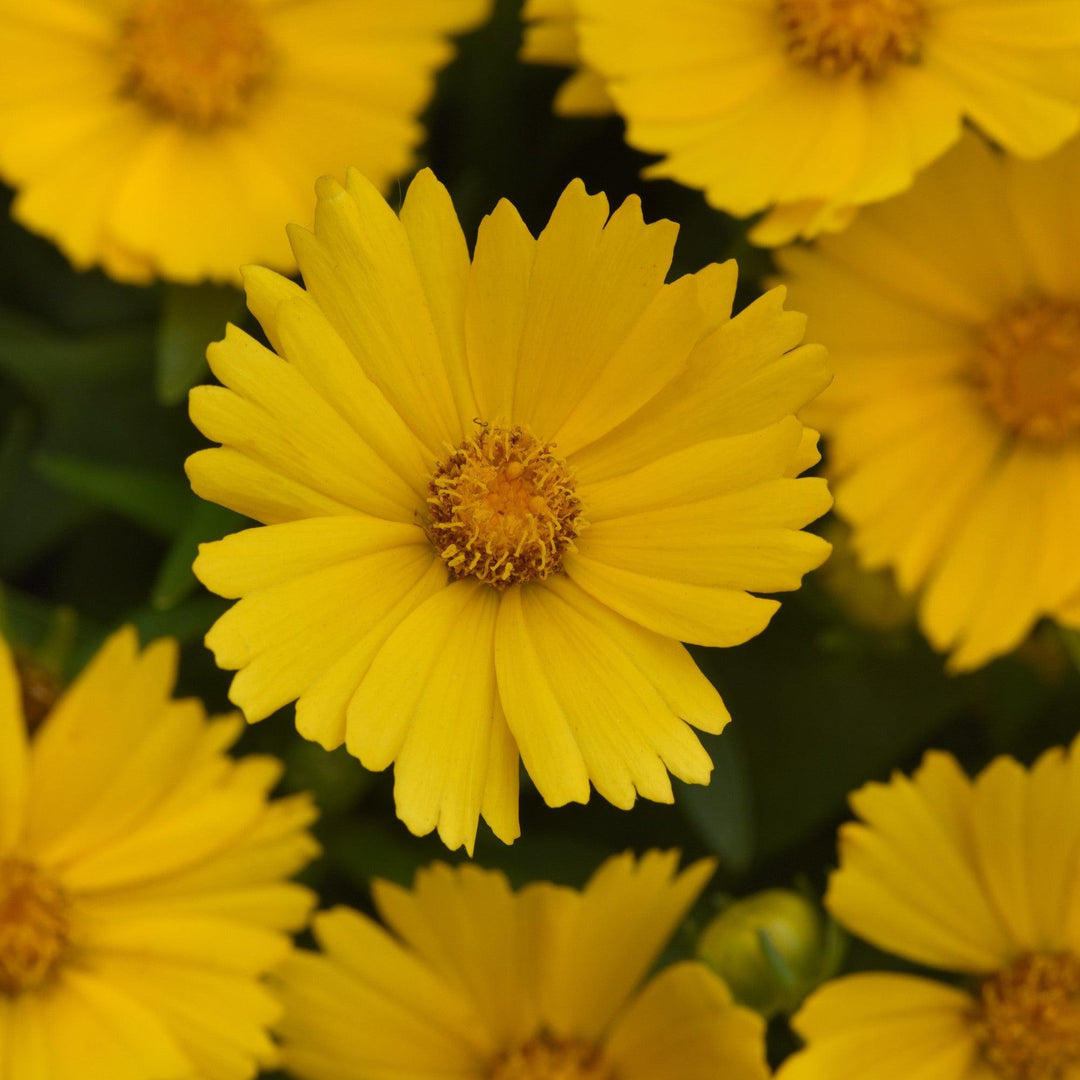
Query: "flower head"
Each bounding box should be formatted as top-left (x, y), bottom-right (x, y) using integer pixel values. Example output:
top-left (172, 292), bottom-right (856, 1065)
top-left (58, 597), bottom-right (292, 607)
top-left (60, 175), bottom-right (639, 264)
top-left (777, 133), bottom-right (1080, 670)
top-left (779, 739), bottom-right (1080, 1080)
top-left (277, 851), bottom-right (769, 1080)
top-left (187, 168), bottom-right (831, 853)
top-left (0, 0), bottom-right (491, 282)
top-left (572, 0), bottom-right (1080, 243)
top-left (0, 626), bottom-right (319, 1080)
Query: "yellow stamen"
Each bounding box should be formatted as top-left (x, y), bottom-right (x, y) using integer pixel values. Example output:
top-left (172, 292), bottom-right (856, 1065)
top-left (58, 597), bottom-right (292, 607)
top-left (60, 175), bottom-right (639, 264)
top-left (970, 296), bottom-right (1080, 443)
top-left (0, 859), bottom-right (71, 995)
top-left (490, 1035), bottom-right (611, 1080)
top-left (973, 952), bottom-right (1080, 1080)
top-left (776, 0), bottom-right (926, 79)
top-left (118, 0), bottom-right (271, 127)
top-left (427, 425), bottom-right (582, 589)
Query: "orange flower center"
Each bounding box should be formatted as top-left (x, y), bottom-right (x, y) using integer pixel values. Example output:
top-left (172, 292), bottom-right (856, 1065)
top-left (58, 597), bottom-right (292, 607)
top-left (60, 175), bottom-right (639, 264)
top-left (0, 859), bottom-right (71, 995)
top-left (118, 0), bottom-right (272, 126)
top-left (14, 652), bottom-right (60, 734)
top-left (776, 0), bottom-right (926, 78)
top-left (427, 426), bottom-right (582, 589)
top-left (969, 296), bottom-right (1080, 443)
top-left (490, 1035), bottom-right (611, 1080)
top-left (974, 953), bottom-right (1080, 1080)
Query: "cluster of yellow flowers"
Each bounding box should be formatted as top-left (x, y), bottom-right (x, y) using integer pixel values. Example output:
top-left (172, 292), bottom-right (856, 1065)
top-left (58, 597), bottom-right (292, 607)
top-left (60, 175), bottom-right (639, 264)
top-left (2, 0), bottom-right (1080, 1078)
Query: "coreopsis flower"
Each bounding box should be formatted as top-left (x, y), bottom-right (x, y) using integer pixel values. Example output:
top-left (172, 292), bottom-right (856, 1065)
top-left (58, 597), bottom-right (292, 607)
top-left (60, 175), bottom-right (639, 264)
top-left (186, 168), bottom-right (832, 853)
top-left (0, 627), bottom-right (319, 1080)
top-left (0, 0), bottom-right (490, 283)
top-left (779, 740), bottom-right (1080, 1080)
top-left (777, 133), bottom-right (1080, 671)
top-left (573, 0), bottom-right (1080, 244)
top-left (521, 0), bottom-right (613, 117)
top-left (278, 851), bottom-right (769, 1080)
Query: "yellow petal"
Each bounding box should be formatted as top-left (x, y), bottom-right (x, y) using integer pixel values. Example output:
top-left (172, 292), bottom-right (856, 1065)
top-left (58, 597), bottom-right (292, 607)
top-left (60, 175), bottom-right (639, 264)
top-left (0, 635), bottom-right (28, 853)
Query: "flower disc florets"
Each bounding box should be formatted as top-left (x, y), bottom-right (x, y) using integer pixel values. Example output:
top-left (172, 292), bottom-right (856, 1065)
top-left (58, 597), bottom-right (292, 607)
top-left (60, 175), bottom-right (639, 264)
top-left (974, 952), bottom-right (1080, 1080)
top-left (119, 0), bottom-right (271, 127)
top-left (427, 425), bottom-right (582, 589)
top-left (776, 0), bottom-right (927, 79)
top-left (970, 296), bottom-right (1080, 443)
top-left (0, 858), bottom-right (71, 995)
top-left (490, 1034), bottom-right (612, 1080)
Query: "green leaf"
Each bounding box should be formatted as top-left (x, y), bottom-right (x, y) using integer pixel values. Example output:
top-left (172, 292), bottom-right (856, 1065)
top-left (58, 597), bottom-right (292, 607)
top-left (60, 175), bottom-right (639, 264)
top-left (1063, 628), bottom-right (1080, 673)
top-left (151, 500), bottom-right (247, 610)
top-left (156, 282), bottom-right (245, 405)
top-left (676, 728), bottom-right (755, 874)
top-left (33, 452), bottom-right (190, 537)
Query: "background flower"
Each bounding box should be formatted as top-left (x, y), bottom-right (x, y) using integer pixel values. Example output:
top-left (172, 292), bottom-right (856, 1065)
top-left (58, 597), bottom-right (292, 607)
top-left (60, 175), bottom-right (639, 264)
top-left (0, 626), bottom-right (319, 1080)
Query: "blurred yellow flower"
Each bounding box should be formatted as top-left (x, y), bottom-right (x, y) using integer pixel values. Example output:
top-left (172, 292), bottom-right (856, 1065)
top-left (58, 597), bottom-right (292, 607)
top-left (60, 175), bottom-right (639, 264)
top-left (277, 851), bottom-right (769, 1080)
top-left (0, 0), bottom-right (490, 283)
top-left (780, 740), bottom-right (1080, 1080)
top-left (186, 168), bottom-right (831, 853)
top-left (0, 627), bottom-right (319, 1080)
top-left (574, 0), bottom-right (1080, 244)
top-left (521, 0), bottom-right (613, 117)
top-left (779, 133), bottom-right (1080, 671)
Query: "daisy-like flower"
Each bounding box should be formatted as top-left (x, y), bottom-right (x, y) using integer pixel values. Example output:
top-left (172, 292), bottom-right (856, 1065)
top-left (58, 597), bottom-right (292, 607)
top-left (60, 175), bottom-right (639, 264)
top-left (572, 0), bottom-right (1080, 245)
top-left (520, 0), bottom-right (613, 117)
top-left (186, 168), bottom-right (832, 853)
top-left (278, 850), bottom-right (769, 1080)
top-left (0, 0), bottom-right (490, 283)
top-left (779, 740), bottom-right (1080, 1080)
top-left (0, 627), bottom-right (319, 1080)
top-left (778, 133), bottom-right (1080, 671)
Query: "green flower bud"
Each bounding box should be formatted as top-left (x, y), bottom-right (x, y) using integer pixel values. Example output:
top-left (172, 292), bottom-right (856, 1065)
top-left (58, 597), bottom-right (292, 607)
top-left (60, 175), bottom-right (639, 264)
top-left (695, 889), bottom-right (844, 1018)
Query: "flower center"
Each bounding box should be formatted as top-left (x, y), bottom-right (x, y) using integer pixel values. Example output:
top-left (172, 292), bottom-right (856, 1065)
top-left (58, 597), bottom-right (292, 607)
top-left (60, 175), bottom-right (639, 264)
top-left (974, 953), bottom-right (1080, 1080)
top-left (775, 0), bottom-right (926, 78)
top-left (118, 0), bottom-right (271, 127)
top-left (427, 425), bottom-right (582, 589)
top-left (14, 652), bottom-right (60, 734)
top-left (490, 1035), bottom-right (611, 1080)
top-left (0, 859), bottom-right (71, 995)
top-left (969, 296), bottom-right (1080, 443)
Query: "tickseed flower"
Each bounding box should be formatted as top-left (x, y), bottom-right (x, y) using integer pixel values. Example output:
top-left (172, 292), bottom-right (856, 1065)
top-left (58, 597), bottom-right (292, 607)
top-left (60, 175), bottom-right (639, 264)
top-left (186, 168), bottom-right (832, 853)
top-left (0, 627), bottom-right (319, 1080)
top-left (521, 0), bottom-right (613, 117)
top-left (0, 0), bottom-right (490, 283)
top-left (277, 851), bottom-right (769, 1080)
top-left (573, 0), bottom-right (1080, 244)
top-left (778, 133), bottom-right (1080, 671)
top-left (779, 741), bottom-right (1080, 1080)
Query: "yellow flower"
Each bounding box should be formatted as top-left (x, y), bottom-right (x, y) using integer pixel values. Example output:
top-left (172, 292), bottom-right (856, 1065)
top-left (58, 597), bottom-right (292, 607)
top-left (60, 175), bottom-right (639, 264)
top-left (779, 741), bottom-right (1080, 1080)
top-left (520, 0), bottom-right (614, 117)
top-left (573, 0), bottom-right (1080, 245)
top-left (0, 627), bottom-right (319, 1080)
top-left (778, 133), bottom-right (1080, 671)
top-left (277, 850), bottom-right (769, 1080)
top-left (186, 168), bottom-right (832, 853)
top-left (0, 0), bottom-right (490, 283)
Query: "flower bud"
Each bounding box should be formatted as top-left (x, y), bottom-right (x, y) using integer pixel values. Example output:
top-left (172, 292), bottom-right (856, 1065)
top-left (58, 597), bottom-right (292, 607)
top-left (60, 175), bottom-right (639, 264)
top-left (695, 889), bottom-right (844, 1017)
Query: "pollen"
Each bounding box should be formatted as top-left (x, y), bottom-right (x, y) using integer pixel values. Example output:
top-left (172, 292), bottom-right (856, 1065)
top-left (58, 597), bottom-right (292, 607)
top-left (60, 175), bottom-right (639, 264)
top-left (969, 296), bottom-right (1080, 443)
top-left (0, 859), bottom-right (72, 995)
top-left (490, 1034), bottom-right (611, 1080)
top-left (428, 425), bottom-right (582, 589)
top-left (776, 0), bottom-right (927, 79)
top-left (973, 952), bottom-right (1080, 1080)
top-left (118, 0), bottom-right (272, 127)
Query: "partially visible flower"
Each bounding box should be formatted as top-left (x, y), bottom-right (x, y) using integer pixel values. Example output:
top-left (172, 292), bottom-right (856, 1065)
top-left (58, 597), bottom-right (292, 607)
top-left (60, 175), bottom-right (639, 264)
top-left (278, 851), bottom-right (769, 1080)
top-left (778, 133), bottom-right (1080, 670)
top-left (187, 167), bottom-right (831, 853)
top-left (574, 0), bottom-right (1080, 244)
top-left (0, 0), bottom-right (491, 282)
top-left (0, 626), bottom-right (319, 1080)
top-left (780, 741), bottom-right (1080, 1080)
top-left (521, 0), bottom-right (613, 116)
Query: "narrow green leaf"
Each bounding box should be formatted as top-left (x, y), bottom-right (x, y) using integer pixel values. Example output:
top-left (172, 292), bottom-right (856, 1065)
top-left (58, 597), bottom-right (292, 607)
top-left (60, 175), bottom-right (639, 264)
top-left (156, 282), bottom-right (245, 405)
top-left (33, 452), bottom-right (189, 537)
top-left (151, 500), bottom-right (247, 610)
